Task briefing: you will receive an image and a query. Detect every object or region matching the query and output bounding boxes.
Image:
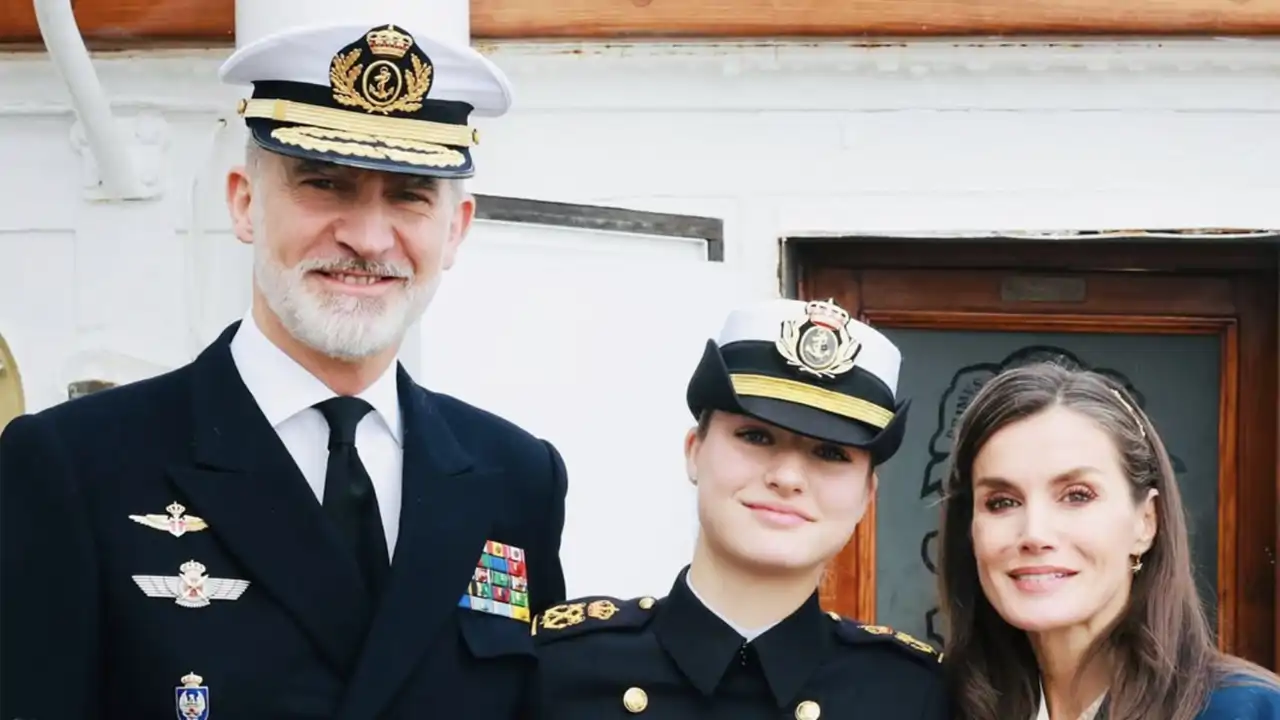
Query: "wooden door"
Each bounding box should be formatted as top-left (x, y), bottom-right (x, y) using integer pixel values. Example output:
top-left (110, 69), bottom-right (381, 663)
top-left (796, 241), bottom-right (1278, 671)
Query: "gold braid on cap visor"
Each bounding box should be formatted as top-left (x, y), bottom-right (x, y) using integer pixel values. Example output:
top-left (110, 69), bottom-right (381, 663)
top-left (238, 98), bottom-right (478, 147)
top-left (728, 373), bottom-right (894, 429)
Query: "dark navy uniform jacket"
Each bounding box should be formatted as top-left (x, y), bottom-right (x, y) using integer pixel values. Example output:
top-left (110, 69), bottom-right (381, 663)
top-left (529, 567), bottom-right (951, 719)
top-left (0, 322), bottom-right (568, 720)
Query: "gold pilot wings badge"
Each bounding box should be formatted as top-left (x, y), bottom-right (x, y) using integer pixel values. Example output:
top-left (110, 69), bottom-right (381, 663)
top-left (129, 502), bottom-right (208, 537)
top-left (132, 560), bottom-right (250, 609)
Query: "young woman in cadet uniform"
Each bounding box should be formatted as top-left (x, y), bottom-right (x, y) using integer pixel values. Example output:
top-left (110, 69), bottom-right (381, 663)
top-left (526, 298), bottom-right (951, 719)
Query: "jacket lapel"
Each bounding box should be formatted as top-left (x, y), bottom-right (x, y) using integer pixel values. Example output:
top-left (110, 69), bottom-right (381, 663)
top-left (167, 323), bottom-right (372, 678)
top-left (338, 367), bottom-right (498, 720)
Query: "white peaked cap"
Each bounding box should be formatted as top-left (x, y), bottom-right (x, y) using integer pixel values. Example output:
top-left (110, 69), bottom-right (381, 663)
top-left (717, 299), bottom-right (902, 396)
top-left (218, 22), bottom-right (514, 117)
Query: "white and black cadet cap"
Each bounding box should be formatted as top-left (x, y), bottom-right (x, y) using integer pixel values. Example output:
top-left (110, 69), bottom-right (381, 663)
top-left (686, 298), bottom-right (911, 465)
top-left (218, 21), bottom-right (513, 178)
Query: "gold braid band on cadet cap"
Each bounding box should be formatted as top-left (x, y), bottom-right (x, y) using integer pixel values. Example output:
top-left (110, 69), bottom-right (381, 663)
top-left (729, 373), bottom-right (894, 429)
top-left (240, 98), bottom-right (478, 148)
top-left (270, 126), bottom-right (468, 169)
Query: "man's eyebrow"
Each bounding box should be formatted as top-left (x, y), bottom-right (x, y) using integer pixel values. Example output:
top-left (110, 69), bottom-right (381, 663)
top-left (400, 175), bottom-right (441, 190)
top-left (282, 159), bottom-right (443, 191)
top-left (284, 159), bottom-right (345, 177)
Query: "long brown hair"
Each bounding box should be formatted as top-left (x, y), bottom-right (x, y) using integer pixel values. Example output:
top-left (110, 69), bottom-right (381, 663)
top-left (936, 361), bottom-right (1278, 720)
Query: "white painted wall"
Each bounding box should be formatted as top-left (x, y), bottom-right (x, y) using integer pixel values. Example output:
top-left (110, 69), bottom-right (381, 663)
top-left (1, 38), bottom-right (1278, 599)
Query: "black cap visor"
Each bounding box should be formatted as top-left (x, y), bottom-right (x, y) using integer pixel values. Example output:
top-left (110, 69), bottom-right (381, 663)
top-left (249, 121), bottom-right (475, 179)
top-left (687, 339), bottom-right (910, 465)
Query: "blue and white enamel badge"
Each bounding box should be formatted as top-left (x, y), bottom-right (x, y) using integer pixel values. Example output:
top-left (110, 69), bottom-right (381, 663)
top-left (175, 671), bottom-right (209, 720)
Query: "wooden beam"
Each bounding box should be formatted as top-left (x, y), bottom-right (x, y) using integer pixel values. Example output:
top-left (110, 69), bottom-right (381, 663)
top-left (470, 0), bottom-right (1280, 38)
top-left (0, 0), bottom-right (232, 49)
top-left (4, 0), bottom-right (1280, 48)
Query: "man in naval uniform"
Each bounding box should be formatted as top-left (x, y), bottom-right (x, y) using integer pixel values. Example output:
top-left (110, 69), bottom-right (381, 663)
top-left (1, 21), bottom-right (566, 720)
top-left (526, 298), bottom-right (951, 719)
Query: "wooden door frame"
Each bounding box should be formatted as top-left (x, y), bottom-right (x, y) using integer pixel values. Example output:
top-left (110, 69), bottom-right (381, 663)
top-left (792, 239), bottom-right (1278, 670)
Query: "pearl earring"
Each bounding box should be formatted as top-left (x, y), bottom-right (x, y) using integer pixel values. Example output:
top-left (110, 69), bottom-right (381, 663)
top-left (1130, 554), bottom-right (1144, 574)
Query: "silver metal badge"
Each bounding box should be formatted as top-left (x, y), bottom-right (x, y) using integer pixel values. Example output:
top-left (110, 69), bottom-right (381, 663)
top-left (133, 560), bottom-right (250, 609)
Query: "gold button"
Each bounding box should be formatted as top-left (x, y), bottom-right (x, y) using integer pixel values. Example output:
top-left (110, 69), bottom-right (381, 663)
top-left (795, 700), bottom-right (821, 720)
top-left (638, 597), bottom-right (656, 610)
top-left (622, 686), bottom-right (648, 713)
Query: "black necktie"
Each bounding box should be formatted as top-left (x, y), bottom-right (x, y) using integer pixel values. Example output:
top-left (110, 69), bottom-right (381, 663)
top-left (314, 396), bottom-right (390, 599)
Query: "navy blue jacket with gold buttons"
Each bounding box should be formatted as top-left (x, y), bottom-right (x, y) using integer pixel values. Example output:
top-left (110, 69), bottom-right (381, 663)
top-left (529, 566), bottom-right (951, 719)
top-left (0, 322), bottom-right (568, 720)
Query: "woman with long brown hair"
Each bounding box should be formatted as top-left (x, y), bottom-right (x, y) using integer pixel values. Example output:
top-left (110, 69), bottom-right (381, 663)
top-left (936, 362), bottom-right (1280, 719)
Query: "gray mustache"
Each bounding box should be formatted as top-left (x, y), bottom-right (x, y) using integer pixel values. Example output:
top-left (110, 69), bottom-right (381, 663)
top-left (300, 257), bottom-right (413, 280)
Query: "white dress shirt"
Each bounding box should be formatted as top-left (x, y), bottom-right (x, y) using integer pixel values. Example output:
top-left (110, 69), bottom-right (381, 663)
top-left (229, 313), bottom-right (404, 557)
top-left (685, 572), bottom-right (780, 642)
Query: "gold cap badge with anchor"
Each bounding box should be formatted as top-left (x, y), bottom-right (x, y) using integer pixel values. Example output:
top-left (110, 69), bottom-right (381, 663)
top-left (329, 25), bottom-right (433, 116)
top-left (776, 299), bottom-right (863, 379)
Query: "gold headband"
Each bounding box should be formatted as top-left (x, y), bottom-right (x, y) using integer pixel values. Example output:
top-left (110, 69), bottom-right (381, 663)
top-left (1109, 387), bottom-right (1147, 439)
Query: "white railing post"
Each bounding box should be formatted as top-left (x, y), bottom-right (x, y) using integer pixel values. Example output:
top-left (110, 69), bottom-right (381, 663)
top-left (32, 0), bottom-right (158, 201)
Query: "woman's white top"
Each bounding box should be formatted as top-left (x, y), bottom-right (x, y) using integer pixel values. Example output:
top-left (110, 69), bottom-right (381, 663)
top-left (1035, 680), bottom-right (1107, 720)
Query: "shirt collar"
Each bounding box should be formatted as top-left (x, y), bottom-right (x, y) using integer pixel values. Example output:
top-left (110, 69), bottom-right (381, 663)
top-left (230, 313), bottom-right (403, 445)
top-left (653, 566), bottom-right (833, 708)
top-left (684, 572), bottom-right (779, 641)
top-left (1035, 680), bottom-right (1108, 720)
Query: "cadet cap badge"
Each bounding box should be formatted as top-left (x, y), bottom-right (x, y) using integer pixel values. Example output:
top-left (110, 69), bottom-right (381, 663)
top-left (133, 560), bottom-right (251, 609)
top-left (776, 299), bottom-right (862, 379)
top-left (129, 502), bottom-right (208, 537)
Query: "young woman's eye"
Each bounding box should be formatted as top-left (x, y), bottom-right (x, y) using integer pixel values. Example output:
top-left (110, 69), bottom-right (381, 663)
top-left (814, 444), bottom-right (850, 462)
top-left (734, 428), bottom-right (772, 445)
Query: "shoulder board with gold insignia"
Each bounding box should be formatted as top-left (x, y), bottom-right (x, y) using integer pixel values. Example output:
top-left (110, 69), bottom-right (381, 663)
top-left (829, 614), bottom-right (943, 665)
top-left (530, 595), bottom-right (659, 644)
